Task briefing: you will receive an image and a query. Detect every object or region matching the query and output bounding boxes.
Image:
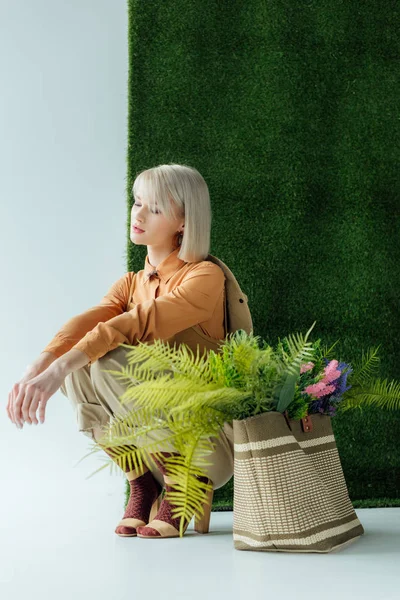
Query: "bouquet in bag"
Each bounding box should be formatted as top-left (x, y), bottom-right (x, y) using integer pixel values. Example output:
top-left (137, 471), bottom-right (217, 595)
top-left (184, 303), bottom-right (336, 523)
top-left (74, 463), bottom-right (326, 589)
top-left (79, 321), bottom-right (400, 548)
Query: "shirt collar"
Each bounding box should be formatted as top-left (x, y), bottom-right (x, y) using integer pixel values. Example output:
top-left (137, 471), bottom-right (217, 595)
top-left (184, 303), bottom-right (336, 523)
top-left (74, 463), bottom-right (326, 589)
top-left (144, 247), bottom-right (187, 284)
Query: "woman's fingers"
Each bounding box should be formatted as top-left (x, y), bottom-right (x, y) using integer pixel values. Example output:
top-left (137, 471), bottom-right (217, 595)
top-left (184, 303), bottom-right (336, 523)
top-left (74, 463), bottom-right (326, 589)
top-left (7, 386), bottom-right (22, 428)
top-left (20, 384), bottom-right (34, 425)
top-left (8, 369), bottom-right (61, 429)
top-left (13, 384), bottom-right (26, 427)
top-left (6, 389), bottom-right (15, 424)
top-left (24, 390), bottom-right (40, 425)
top-left (11, 386), bottom-right (20, 426)
top-left (37, 397), bottom-right (47, 425)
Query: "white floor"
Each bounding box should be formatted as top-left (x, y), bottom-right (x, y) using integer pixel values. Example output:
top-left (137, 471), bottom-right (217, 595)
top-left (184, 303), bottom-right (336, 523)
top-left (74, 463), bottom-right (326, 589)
top-left (1, 398), bottom-right (399, 600)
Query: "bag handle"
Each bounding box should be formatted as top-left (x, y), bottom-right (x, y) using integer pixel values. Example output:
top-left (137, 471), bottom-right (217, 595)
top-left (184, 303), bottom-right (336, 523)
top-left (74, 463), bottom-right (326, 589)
top-left (283, 410), bottom-right (313, 433)
top-left (301, 413), bottom-right (313, 432)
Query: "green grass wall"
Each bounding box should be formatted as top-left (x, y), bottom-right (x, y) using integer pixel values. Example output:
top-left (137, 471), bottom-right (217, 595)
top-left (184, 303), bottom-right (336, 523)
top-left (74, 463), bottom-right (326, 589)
top-left (124, 0), bottom-right (400, 510)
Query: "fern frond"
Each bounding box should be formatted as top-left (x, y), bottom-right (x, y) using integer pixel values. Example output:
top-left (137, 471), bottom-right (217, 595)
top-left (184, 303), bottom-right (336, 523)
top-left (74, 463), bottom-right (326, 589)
top-left (319, 338), bottom-right (341, 361)
top-left (275, 322), bottom-right (317, 412)
top-left (119, 339), bottom-right (184, 375)
top-left (279, 322), bottom-right (316, 371)
top-left (171, 342), bottom-right (217, 383)
top-left (117, 339), bottom-right (216, 385)
top-left (347, 345), bottom-right (382, 388)
top-left (71, 441), bottom-right (138, 480)
top-left (338, 376), bottom-right (400, 413)
top-left (171, 386), bottom-right (252, 418)
top-left (98, 363), bottom-right (163, 386)
top-left (116, 376), bottom-right (211, 414)
top-left (80, 403), bottom-right (183, 478)
top-left (158, 416), bottom-right (222, 536)
top-left (212, 330), bottom-right (265, 389)
top-left (116, 373), bottom-right (177, 408)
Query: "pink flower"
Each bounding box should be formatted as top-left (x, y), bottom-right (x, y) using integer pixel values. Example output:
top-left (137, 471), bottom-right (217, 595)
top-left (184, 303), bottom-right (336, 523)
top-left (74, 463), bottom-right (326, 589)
top-left (304, 381), bottom-right (336, 398)
top-left (300, 361), bottom-right (315, 374)
top-left (323, 360), bottom-right (341, 383)
top-left (300, 359), bottom-right (342, 399)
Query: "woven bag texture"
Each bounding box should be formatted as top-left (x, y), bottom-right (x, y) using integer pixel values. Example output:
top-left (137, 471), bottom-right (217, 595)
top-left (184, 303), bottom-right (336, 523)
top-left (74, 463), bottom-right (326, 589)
top-left (233, 411), bottom-right (365, 553)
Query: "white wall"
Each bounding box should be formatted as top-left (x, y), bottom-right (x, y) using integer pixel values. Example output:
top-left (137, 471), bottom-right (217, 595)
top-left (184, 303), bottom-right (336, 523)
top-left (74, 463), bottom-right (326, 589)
top-left (0, 1), bottom-right (129, 492)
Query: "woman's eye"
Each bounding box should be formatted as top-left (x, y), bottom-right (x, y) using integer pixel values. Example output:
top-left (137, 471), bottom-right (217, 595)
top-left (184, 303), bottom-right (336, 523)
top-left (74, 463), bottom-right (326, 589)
top-left (134, 203), bottom-right (160, 214)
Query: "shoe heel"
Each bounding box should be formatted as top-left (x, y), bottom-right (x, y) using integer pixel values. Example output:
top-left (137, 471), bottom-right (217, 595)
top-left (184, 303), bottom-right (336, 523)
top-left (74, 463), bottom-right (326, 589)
top-left (194, 486), bottom-right (213, 534)
top-left (149, 492), bottom-right (163, 522)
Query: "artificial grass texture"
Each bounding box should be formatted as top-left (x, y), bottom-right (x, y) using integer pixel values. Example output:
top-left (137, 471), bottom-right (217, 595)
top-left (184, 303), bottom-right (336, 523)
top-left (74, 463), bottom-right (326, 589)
top-left (124, 0), bottom-right (400, 510)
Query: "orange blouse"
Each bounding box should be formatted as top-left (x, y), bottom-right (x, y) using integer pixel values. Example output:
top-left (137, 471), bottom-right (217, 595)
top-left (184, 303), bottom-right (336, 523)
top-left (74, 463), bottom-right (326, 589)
top-left (41, 247), bottom-right (226, 366)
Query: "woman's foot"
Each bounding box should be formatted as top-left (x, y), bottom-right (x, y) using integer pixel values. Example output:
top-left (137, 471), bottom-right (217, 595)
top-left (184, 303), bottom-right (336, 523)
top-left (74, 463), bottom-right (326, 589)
top-left (136, 474), bottom-right (211, 538)
top-left (136, 451), bottom-right (212, 538)
top-left (115, 468), bottom-right (163, 537)
top-left (136, 484), bottom-right (184, 537)
top-left (100, 444), bottom-right (164, 537)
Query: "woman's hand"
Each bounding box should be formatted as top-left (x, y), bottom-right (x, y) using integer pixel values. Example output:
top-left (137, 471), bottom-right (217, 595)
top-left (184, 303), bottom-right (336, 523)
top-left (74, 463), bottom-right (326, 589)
top-left (6, 365), bottom-right (65, 429)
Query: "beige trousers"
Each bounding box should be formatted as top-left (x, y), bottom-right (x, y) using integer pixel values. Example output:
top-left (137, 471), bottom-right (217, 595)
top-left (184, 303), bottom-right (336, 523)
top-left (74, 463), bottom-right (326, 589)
top-left (60, 344), bottom-right (234, 491)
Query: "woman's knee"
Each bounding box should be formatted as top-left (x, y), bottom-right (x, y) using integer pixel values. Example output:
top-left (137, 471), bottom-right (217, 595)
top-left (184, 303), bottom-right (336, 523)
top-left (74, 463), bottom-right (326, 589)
top-left (59, 364), bottom-right (90, 397)
top-left (89, 349), bottom-right (123, 383)
top-left (89, 354), bottom-right (120, 396)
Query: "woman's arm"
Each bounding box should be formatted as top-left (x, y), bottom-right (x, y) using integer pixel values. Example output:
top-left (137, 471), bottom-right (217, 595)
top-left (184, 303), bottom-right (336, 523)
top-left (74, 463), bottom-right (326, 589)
top-left (49, 348), bottom-right (90, 378)
top-left (40, 273), bottom-right (132, 363)
top-left (71, 262), bottom-right (225, 366)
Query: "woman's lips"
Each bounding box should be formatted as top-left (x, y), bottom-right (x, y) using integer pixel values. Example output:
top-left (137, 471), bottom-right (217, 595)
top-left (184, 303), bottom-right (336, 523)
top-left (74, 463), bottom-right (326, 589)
top-left (132, 226), bottom-right (145, 233)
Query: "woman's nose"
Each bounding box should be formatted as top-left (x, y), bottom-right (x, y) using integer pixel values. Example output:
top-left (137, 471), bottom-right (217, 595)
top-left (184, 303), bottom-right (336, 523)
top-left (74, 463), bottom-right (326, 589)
top-left (133, 209), bottom-right (144, 221)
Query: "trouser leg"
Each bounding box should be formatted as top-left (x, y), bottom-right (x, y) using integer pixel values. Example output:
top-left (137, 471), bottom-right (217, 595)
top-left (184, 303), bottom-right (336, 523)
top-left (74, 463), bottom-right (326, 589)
top-left (70, 344), bottom-right (234, 490)
top-left (60, 364), bottom-right (111, 443)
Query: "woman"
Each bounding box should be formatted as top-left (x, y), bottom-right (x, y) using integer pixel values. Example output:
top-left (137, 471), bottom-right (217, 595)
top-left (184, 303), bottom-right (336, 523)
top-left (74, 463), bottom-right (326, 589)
top-left (7, 163), bottom-right (235, 539)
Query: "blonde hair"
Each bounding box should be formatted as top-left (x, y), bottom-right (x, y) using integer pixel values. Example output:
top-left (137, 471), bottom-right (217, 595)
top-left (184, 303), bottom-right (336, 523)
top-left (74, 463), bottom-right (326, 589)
top-left (132, 163), bottom-right (212, 263)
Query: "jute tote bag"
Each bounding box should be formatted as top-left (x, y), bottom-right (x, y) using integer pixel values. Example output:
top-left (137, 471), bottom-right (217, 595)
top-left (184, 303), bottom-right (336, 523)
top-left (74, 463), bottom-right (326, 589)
top-left (232, 410), bottom-right (365, 553)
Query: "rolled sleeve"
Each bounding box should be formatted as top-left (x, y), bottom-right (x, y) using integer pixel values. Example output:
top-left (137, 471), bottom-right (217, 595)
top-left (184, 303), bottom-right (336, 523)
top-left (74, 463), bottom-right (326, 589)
top-left (72, 263), bottom-right (225, 365)
top-left (41, 273), bottom-right (131, 359)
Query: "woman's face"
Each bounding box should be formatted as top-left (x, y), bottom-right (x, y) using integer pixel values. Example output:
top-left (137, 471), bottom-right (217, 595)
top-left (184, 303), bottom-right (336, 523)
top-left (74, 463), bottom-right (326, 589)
top-left (130, 192), bottom-right (184, 248)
